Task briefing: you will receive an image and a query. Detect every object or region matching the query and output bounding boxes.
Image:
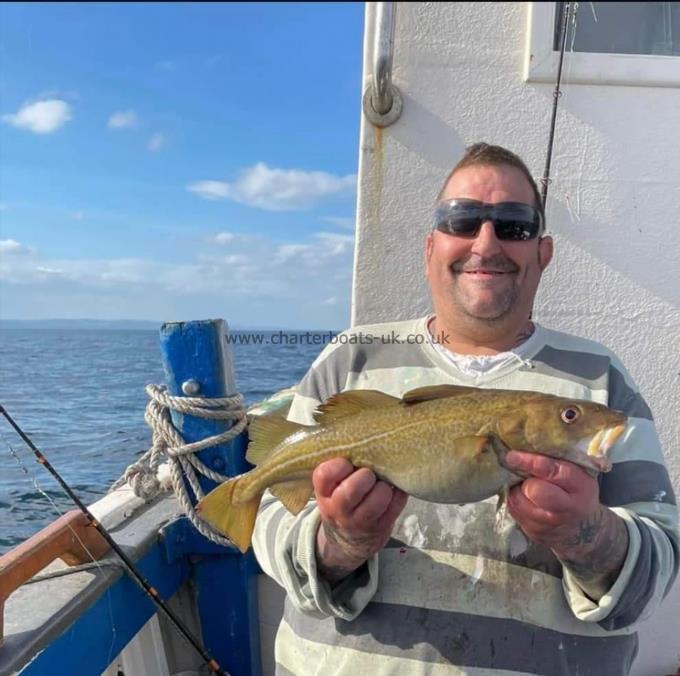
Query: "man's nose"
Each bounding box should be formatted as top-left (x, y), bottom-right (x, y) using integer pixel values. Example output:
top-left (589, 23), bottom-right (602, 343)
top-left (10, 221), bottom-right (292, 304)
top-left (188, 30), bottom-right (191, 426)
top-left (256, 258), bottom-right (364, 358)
top-left (470, 220), bottom-right (502, 256)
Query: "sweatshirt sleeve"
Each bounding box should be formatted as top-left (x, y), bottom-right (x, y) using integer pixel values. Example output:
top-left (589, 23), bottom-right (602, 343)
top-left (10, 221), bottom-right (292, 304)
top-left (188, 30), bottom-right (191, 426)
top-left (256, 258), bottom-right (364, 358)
top-left (251, 340), bottom-right (380, 620)
top-left (561, 360), bottom-right (680, 630)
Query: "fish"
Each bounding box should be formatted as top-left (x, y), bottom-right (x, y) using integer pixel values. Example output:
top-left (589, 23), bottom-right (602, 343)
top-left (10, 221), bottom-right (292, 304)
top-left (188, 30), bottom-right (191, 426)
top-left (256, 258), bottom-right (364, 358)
top-left (195, 384), bottom-right (627, 553)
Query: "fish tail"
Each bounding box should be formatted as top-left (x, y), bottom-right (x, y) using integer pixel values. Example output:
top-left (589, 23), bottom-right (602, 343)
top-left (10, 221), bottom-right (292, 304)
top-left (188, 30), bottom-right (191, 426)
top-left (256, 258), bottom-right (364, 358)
top-left (196, 476), bottom-right (262, 553)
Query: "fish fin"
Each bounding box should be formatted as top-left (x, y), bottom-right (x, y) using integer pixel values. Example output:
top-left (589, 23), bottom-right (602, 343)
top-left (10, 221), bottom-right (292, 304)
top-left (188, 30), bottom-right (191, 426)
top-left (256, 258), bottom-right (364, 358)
top-left (496, 485), bottom-right (509, 513)
top-left (270, 479), bottom-right (314, 515)
top-left (313, 390), bottom-right (400, 425)
top-left (401, 384), bottom-right (479, 405)
top-left (453, 435), bottom-right (495, 457)
top-left (196, 477), bottom-right (261, 553)
top-left (246, 416), bottom-right (303, 466)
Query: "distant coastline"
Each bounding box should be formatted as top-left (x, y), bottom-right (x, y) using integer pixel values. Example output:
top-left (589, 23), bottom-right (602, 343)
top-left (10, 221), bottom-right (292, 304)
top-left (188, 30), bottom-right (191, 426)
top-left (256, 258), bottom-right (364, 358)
top-left (0, 319), bottom-right (336, 332)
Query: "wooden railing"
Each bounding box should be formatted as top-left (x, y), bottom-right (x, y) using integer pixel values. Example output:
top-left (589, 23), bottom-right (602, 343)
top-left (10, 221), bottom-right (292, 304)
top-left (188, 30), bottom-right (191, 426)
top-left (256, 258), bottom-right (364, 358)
top-left (0, 509), bottom-right (110, 641)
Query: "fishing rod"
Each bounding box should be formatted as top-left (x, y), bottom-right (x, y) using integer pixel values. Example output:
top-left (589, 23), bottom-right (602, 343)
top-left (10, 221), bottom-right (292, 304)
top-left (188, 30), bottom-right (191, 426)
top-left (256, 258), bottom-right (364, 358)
top-left (0, 404), bottom-right (228, 676)
top-left (540, 1), bottom-right (575, 207)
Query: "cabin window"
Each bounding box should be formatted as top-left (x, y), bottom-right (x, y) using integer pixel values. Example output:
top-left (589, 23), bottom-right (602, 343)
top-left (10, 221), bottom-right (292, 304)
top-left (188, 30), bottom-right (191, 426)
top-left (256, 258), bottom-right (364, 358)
top-left (525, 2), bottom-right (680, 86)
top-left (554, 2), bottom-right (680, 56)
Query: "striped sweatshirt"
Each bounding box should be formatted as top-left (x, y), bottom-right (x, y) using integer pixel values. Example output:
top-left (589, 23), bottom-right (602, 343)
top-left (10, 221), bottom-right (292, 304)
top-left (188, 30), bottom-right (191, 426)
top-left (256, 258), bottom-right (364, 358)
top-left (252, 316), bottom-right (679, 676)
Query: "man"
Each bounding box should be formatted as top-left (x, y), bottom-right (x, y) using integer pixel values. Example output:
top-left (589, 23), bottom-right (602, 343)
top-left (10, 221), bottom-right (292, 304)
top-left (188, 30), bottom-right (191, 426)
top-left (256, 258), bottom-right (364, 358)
top-left (252, 143), bottom-right (679, 675)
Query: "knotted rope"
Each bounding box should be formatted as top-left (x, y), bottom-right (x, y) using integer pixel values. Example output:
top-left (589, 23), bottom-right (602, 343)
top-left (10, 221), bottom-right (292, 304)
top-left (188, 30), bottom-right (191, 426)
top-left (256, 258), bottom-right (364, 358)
top-left (111, 384), bottom-right (247, 546)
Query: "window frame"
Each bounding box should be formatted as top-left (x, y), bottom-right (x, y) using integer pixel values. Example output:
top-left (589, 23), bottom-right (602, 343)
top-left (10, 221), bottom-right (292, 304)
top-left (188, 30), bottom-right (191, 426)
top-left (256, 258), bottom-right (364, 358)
top-left (524, 2), bottom-right (680, 88)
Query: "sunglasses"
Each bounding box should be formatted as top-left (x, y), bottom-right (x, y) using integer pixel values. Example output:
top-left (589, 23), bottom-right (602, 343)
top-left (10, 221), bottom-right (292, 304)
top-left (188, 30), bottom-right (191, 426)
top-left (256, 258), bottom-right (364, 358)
top-left (434, 199), bottom-right (544, 241)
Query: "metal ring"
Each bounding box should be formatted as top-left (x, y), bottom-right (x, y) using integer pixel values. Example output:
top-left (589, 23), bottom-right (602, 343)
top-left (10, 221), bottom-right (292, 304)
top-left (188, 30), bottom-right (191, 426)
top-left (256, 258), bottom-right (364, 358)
top-left (362, 83), bottom-right (403, 128)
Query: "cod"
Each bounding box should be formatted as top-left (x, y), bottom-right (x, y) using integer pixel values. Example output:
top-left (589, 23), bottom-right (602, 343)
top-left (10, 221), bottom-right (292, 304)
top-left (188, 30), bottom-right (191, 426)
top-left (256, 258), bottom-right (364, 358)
top-left (196, 384), bottom-right (627, 553)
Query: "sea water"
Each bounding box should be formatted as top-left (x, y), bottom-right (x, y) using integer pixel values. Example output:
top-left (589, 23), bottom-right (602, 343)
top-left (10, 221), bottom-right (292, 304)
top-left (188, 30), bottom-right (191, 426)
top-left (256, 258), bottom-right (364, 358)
top-left (0, 328), bottom-right (328, 553)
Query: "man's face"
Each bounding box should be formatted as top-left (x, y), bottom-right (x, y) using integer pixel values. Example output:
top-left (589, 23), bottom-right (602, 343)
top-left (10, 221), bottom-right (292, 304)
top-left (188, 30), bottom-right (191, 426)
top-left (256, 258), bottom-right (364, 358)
top-left (425, 164), bottom-right (553, 325)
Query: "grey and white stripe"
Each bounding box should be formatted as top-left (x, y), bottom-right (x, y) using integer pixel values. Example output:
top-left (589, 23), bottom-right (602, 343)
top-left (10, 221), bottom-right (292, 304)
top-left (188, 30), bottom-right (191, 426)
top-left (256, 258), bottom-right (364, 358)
top-left (251, 317), bottom-right (679, 676)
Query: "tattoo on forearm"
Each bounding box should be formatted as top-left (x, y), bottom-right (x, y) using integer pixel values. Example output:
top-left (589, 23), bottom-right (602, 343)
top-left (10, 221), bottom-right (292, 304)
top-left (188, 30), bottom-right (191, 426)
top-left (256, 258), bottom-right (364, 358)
top-left (561, 510), bottom-right (603, 547)
top-left (553, 508), bottom-right (629, 601)
top-left (316, 522), bottom-right (372, 584)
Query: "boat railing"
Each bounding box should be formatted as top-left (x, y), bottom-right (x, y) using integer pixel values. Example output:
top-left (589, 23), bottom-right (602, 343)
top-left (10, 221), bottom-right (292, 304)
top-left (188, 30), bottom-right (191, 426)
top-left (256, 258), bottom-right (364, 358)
top-left (362, 2), bottom-right (402, 128)
top-left (0, 319), bottom-right (273, 676)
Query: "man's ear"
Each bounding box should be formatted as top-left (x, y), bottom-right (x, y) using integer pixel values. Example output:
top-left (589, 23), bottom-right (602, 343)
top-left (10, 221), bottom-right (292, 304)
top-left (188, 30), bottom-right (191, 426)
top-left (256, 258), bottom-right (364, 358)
top-left (424, 232), bottom-right (434, 278)
top-left (425, 232), bottom-right (434, 262)
top-left (538, 235), bottom-right (553, 271)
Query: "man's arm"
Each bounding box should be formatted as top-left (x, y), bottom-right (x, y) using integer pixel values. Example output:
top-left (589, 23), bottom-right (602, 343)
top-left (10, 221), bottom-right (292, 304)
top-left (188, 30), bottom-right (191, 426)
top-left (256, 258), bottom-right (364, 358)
top-left (504, 450), bottom-right (629, 601)
top-left (252, 455), bottom-right (405, 623)
top-left (313, 459), bottom-right (407, 584)
top-left (251, 335), bottom-right (408, 619)
top-left (550, 505), bottom-right (629, 601)
top-left (505, 448), bottom-right (679, 629)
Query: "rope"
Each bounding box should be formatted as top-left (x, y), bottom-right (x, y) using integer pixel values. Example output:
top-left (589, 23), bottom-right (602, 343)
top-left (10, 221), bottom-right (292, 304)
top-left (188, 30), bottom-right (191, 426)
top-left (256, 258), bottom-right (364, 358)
top-left (111, 384), bottom-right (247, 547)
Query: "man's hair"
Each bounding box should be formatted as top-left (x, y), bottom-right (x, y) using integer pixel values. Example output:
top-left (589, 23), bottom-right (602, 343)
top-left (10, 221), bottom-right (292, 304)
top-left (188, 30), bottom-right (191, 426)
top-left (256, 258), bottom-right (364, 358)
top-left (436, 142), bottom-right (546, 229)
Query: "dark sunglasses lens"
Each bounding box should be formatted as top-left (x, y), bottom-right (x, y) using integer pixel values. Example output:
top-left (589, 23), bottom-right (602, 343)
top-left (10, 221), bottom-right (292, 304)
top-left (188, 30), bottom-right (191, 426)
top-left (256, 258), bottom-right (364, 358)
top-left (435, 201), bottom-right (542, 240)
top-left (492, 204), bottom-right (541, 240)
top-left (494, 219), bottom-right (539, 240)
top-left (440, 215), bottom-right (481, 236)
top-left (435, 204), bottom-right (482, 236)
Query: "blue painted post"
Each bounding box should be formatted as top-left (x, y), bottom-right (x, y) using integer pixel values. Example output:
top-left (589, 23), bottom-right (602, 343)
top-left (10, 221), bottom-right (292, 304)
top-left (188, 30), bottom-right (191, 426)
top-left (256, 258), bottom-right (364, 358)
top-left (160, 319), bottom-right (249, 488)
top-left (159, 319), bottom-right (261, 676)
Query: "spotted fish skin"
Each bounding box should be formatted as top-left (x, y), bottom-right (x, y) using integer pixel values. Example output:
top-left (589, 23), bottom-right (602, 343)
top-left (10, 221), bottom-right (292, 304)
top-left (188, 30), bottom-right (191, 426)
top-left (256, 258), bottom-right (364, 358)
top-left (196, 385), bottom-right (627, 552)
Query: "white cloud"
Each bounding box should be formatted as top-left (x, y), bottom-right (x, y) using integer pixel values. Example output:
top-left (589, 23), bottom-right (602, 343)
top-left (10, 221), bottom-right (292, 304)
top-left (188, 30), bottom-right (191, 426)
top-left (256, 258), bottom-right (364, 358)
top-left (0, 239), bottom-right (33, 255)
top-left (275, 244), bottom-right (311, 263)
top-left (36, 266), bottom-right (66, 277)
top-left (223, 254), bottom-right (250, 265)
top-left (147, 132), bottom-right (166, 152)
top-left (98, 258), bottom-right (159, 283)
top-left (107, 110), bottom-right (139, 129)
top-left (2, 99), bottom-right (72, 134)
top-left (187, 162), bottom-right (357, 211)
top-left (213, 232), bottom-right (235, 244)
top-left (313, 232), bottom-right (355, 256)
top-left (323, 216), bottom-right (355, 230)
top-left (188, 181), bottom-right (230, 201)
top-left (0, 229), bottom-right (354, 328)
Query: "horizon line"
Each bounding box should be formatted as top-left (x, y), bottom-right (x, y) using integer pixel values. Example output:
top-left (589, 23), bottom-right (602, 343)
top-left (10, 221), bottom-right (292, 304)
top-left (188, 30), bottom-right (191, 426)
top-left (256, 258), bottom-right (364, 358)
top-left (0, 318), bottom-right (343, 332)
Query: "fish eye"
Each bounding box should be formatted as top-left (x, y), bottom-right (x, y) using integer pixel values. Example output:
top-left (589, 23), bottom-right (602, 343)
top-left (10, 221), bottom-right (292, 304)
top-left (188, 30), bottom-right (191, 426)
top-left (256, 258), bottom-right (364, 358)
top-left (560, 406), bottom-right (580, 424)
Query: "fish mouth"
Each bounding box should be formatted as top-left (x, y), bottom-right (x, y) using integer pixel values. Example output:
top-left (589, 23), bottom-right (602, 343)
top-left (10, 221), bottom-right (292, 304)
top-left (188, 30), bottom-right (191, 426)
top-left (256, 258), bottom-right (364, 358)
top-left (581, 424), bottom-right (626, 472)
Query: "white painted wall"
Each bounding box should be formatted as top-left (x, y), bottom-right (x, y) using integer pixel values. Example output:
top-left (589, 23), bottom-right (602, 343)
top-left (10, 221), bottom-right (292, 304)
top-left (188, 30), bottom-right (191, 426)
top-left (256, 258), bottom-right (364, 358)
top-left (353, 3), bottom-right (680, 674)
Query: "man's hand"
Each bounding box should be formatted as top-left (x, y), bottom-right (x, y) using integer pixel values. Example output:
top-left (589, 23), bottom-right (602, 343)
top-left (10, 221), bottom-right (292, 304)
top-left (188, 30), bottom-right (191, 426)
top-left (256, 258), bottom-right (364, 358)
top-left (505, 450), bottom-right (629, 601)
top-left (313, 458), bottom-right (408, 584)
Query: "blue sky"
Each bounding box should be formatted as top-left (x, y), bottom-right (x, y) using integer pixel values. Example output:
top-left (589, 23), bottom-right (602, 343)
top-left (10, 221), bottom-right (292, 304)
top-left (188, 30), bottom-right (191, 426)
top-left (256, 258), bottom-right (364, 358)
top-left (0, 3), bottom-right (365, 329)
